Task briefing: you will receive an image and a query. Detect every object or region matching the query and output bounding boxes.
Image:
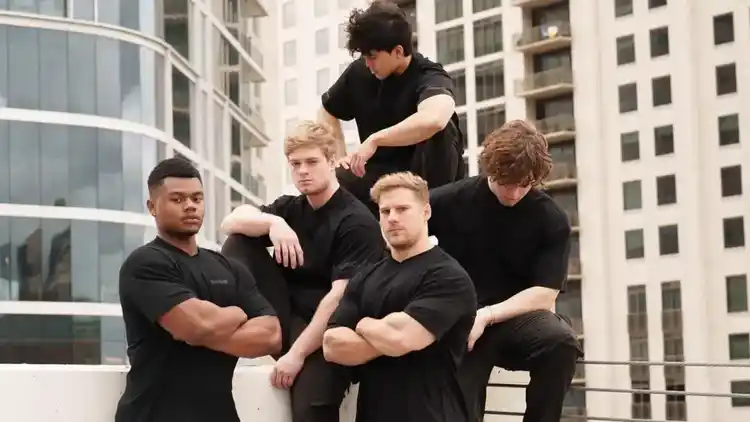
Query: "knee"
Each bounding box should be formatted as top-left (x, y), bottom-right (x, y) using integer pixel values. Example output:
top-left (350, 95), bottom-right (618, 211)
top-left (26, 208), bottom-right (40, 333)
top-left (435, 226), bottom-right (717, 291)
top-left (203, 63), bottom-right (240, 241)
top-left (221, 234), bottom-right (271, 260)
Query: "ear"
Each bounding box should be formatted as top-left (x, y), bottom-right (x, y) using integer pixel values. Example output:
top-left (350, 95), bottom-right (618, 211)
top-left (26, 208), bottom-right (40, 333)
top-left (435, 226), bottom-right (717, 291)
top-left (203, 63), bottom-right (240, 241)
top-left (424, 202), bottom-right (432, 221)
top-left (392, 45), bottom-right (404, 58)
top-left (146, 199), bottom-right (156, 217)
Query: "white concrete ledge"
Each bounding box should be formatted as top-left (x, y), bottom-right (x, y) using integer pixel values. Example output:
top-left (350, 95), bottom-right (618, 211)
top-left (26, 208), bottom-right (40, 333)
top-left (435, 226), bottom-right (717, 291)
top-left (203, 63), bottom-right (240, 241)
top-left (0, 364), bottom-right (357, 422)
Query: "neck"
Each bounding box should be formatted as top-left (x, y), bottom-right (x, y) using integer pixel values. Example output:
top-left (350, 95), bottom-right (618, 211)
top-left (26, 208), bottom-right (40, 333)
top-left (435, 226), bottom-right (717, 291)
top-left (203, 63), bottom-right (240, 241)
top-left (306, 179), bottom-right (340, 209)
top-left (390, 235), bottom-right (433, 262)
top-left (158, 231), bottom-right (198, 256)
top-left (393, 55), bottom-right (412, 75)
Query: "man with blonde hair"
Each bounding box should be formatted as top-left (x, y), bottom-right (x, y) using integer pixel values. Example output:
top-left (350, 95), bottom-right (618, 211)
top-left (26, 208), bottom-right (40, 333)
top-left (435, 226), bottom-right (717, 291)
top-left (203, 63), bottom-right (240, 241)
top-left (220, 121), bottom-right (384, 422)
top-left (428, 120), bottom-right (583, 422)
top-left (323, 172), bottom-right (477, 422)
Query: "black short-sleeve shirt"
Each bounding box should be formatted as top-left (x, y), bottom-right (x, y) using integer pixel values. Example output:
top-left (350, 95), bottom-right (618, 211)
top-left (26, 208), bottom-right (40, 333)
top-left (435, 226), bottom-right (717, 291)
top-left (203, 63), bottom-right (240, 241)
top-left (321, 53), bottom-right (456, 175)
top-left (260, 187), bottom-right (385, 321)
top-left (115, 237), bottom-right (275, 422)
top-left (329, 247), bottom-right (477, 422)
top-left (428, 176), bottom-right (572, 306)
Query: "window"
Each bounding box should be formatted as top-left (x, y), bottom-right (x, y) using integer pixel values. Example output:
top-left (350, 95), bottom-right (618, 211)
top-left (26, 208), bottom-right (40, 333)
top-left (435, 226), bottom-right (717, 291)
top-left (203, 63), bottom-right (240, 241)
top-left (729, 334), bottom-right (750, 360)
top-left (723, 217), bottom-right (745, 248)
top-left (625, 229), bottom-right (645, 259)
top-left (652, 76), bottom-right (671, 106)
top-left (449, 69), bottom-right (467, 106)
top-left (437, 26), bottom-right (465, 65)
top-left (475, 60), bottom-right (504, 102)
top-left (615, 0), bottom-right (633, 17)
top-left (623, 180), bottom-right (642, 210)
top-left (283, 40), bottom-right (296, 66)
top-left (718, 114), bottom-right (740, 146)
top-left (282, 1), bottom-right (295, 29)
top-left (649, 27), bottom-right (669, 58)
top-left (315, 28), bottom-right (329, 55)
top-left (621, 131), bottom-right (640, 161)
top-left (473, 15), bottom-right (503, 57)
top-left (730, 381), bottom-right (750, 407)
top-left (476, 106), bottom-right (506, 146)
top-left (656, 174), bottom-right (677, 205)
top-left (649, 0), bottom-right (667, 8)
top-left (473, 0), bottom-right (502, 13)
top-left (716, 63), bottom-right (737, 95)
top-left (616, 35), bottom-right (635, 65)
top-left (314, 0), bottom-right (327, 17)
top-left (713, 13), bottom-right (734, 45)
top-left (316, 68), bottom-right (330, 96)
top-left (726, 275), bottom-right (748, 313)
top-left (284, 79), bottom-right (297, 106)
top-left (721, 165), bottom-right (742, 197)
top-left (659, 224), bottom-right (679, 255)
top-left (619, 83), bottom-right (637, 113)
top-left (435, 0), bottom-right (462, 23)
top-left (654, 125), bottom-right (674, 156)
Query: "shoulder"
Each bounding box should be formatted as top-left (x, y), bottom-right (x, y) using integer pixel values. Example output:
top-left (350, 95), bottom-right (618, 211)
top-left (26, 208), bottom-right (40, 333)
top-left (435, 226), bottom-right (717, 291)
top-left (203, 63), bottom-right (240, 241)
top-left (414, 54), bottom-right (450, 80)
top-left (121, 242), bottom-right (173, 274)
top-left (337, 191), bottom-right (381, 230)
top-left (430, 176), bottom-right (482, 204)
top-left (527, 189), bottom-right (572, 234)
top-left (422, 249), bottom-right (476, 296)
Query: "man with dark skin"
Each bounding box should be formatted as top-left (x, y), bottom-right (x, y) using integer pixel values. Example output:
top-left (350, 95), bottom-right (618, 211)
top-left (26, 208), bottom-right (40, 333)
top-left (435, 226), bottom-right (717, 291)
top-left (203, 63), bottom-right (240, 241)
top-left (319, 0), bottom-right (464, 216)
top-left (428, 120), bottom-right (584, 422)
top-left (115, 157), bottom-right (281, 422)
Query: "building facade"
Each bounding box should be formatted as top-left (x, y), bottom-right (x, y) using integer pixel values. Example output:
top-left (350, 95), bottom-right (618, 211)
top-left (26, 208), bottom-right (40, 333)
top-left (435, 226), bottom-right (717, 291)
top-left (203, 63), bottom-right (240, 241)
top-left (0, 0), bottom-right (275, 366)
top-left (413, 0), bottom-right (750, 421)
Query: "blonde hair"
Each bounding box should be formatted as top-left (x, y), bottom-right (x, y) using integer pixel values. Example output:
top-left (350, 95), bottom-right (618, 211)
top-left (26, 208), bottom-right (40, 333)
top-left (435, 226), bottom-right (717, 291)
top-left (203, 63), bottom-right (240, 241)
top-left (370, 172), bottom-right (429, 204)
top-left (284, 120), bottom-right (337, 160)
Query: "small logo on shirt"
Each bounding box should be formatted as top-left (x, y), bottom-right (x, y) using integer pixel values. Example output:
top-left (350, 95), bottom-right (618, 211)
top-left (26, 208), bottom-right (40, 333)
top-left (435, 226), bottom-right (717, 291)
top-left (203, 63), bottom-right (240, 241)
top-left (210, 279), bottom-right (229, 285)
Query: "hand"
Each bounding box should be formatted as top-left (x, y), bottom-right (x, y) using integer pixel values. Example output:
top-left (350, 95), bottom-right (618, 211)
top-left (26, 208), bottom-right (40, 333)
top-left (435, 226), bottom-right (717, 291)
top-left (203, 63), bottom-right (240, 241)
top-left (467, 310), bottom-right (490, 352)
top-left (336, 154), bottom-right (352, 170)
top-left (268, 219), bottom-right (304, 268)
top-left (349, 137), bottom-right (378, 178)
top-left (270, 351), bottom-right (305, 389)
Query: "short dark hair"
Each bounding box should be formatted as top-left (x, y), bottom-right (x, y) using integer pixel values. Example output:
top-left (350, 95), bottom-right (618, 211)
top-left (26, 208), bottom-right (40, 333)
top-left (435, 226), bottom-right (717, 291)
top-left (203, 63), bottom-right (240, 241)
top-left (147, 157), bottom-right (202, 192)
top-left (345, 0), bottom-right (413, 56)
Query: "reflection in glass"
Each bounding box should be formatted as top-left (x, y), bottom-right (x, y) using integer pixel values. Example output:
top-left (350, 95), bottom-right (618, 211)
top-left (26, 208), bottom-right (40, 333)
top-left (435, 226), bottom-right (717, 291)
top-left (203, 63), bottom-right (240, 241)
top-left (0, 314), bottom-right (127, 365)
top-left (0, 217), bottom-right (148, 303)
top-left (0, 25), bottom-right (163, 128)
top-left (0, 121), bottom-right (159, 212)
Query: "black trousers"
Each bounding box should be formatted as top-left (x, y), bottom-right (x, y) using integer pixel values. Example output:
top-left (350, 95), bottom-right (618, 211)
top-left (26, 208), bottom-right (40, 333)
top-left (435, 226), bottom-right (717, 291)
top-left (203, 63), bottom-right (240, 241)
top-left (458, 310), bottom-right (583, 422)
top-left (221, 234), bottom-right (352, 422)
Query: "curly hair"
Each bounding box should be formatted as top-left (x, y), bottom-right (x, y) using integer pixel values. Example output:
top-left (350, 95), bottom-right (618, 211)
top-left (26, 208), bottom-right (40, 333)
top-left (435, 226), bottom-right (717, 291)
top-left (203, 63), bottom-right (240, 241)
top-left (478, 119), bottom-right (552, 186)
top-left (345, 0), bottom-right (413, 56)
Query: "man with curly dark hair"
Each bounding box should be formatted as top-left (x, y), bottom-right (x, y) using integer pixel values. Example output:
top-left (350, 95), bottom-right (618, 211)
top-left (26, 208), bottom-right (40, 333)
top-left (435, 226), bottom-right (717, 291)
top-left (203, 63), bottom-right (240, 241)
top-left (318, 0), bottom-right (465, 216)
top-left (427, 120), bottom-right (584, 422)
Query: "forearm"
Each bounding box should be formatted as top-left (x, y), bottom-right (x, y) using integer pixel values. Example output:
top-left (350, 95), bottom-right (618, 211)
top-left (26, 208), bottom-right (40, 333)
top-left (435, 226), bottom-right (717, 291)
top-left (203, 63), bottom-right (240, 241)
top-left (322, 327), bottom-right (382, 366)
top-left (371, 111), bottom-right (445, 148)
top-left (288, 288), bottom-right (344, 359)
top-left (220, 205), bottom-right (284, 236)
top-left (318, 107), bottom-right (346, 158)
top-left (204, 316), bottom-right (282, 358)
top-left (356, 316), bottom-right (408, 357)
top-left (484, 287), bottom-right (558, 324)
top-left (191, 304), bottom-right (248, 345)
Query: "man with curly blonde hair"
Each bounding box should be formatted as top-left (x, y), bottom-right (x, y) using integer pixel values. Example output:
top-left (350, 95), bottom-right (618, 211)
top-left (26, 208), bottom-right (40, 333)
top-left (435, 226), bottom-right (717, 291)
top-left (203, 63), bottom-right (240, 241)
top-left (428, 120), bottom-right (583, 422)
top-left (219, 121), bottom-right (384, 422)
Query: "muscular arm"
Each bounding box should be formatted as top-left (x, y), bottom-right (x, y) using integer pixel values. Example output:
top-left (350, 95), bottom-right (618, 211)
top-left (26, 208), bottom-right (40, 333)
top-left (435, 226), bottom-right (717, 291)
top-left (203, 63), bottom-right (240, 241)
top-left (287, 279), bottom-right (348, 360)
top-left (368, 94), bottom-right (456, 148)
top-left (481, 286), bottom-right (559, 325)
top-left (220, 204), bottom-right (285, 237)
top-left (322, 326), bottom-right (381, 366)
top-left (318, 107), bottom-right (347, 158)
top-left (356, 312), bottom-right (435, 357)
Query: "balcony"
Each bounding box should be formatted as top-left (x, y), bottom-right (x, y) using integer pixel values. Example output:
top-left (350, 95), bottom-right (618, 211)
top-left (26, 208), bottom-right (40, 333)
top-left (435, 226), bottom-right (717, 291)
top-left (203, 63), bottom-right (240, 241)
top-left (515, 67), bottom-right (574, 100)
top-left (515, 22), bottom-right (572, 55)
top-left (512, 0), bottom-right (568, 7)
top-left (244, 0), bottom-right (269, 17)
top-left (535, 114), bottom-right (575, 143)
top-left (546, 162), bottom-right (577, 189)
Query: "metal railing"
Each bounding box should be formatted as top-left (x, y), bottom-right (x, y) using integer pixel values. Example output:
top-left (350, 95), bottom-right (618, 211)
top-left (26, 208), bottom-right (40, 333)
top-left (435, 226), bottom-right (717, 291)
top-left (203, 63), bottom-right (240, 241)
top-left (515, 21), bottom-right (572, 48)
top-left (535, 114), bottom-right (576, 135)
top-left (515, 67), bottom-right (574, 94)
top-left (486, 360), bottom-right (750, 421)
top-left (548, 162), bottom-right (578, 182)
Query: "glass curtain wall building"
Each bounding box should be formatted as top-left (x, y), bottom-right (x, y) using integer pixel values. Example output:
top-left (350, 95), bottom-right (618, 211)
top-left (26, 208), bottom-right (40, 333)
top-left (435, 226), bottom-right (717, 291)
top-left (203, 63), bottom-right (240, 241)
top-left (0, 0), bottom-right (272, 365)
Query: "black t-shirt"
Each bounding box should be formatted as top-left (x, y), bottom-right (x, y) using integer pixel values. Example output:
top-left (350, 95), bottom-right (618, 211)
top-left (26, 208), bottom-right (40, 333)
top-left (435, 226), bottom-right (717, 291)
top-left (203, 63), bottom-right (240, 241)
top-left (322, 53), bottom-right (457, 175)
top-left (328, 247), bottom-right (477, 422)
top-left (115, 237), bottom-right (275, 422)
top-left (429, 176), bottom-right (572, 306)
top-left (260, 187), bottom-right (385, 320)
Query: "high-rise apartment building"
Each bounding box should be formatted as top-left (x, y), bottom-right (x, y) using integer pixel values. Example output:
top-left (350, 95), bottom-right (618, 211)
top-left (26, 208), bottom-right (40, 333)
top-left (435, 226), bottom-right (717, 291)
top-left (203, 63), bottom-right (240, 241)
top-left (412, 0), bottom-right (750, 421)
top-left (0, 0), bottom-right (276, 366)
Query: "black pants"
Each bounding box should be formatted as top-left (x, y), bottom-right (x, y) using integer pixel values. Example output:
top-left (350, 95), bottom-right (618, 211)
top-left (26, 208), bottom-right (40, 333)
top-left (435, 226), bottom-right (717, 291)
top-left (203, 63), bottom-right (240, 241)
top-left (458, 310), bottom-right (583, 422)
top-left (221, 234), bottom-right (352, 422)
